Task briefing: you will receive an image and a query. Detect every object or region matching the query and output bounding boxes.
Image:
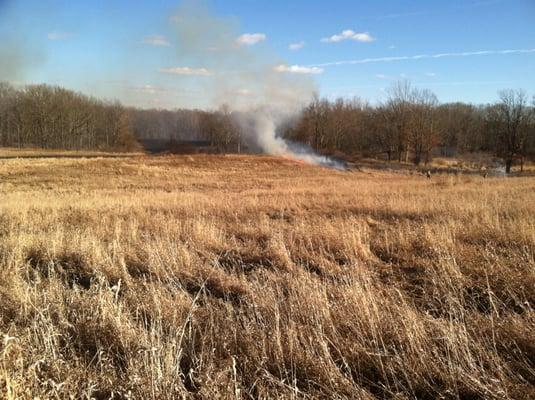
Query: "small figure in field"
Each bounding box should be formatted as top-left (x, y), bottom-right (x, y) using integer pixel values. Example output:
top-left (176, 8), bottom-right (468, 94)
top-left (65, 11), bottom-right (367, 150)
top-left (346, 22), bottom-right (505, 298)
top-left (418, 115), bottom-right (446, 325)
top-left (426, 170), bottom-right (431, 179)
top-left (481, 166), bottom-right (488, 178)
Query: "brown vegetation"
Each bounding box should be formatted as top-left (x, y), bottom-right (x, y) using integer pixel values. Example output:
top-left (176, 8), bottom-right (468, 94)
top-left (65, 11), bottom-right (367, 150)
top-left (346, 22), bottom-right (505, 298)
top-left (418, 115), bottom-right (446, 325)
top-left (0, 83), bottom-right (138, 151)
top-left (2, 82), bottom-right (534, 173)
top-left (1, 153), bottom-right (534, 399)
top-left (287, 84), bottom-right (535, 171)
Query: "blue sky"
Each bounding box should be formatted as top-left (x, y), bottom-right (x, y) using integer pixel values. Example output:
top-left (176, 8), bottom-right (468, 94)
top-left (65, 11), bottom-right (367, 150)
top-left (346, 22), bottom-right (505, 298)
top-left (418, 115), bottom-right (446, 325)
top-left (1, 0), bottom-right (534, 109)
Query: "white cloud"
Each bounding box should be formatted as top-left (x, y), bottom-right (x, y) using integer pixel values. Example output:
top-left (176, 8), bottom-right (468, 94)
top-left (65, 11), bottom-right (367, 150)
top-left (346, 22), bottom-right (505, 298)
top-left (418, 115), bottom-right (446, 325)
top-left (321, 29), bottom-right (375, 43)
top-left (289, 41), bottom-right (305, 51)
top-left (310, 48), bottom-right (535, 67)
top-left (236, 89), bottom-right (252, 96)
top-left (236, 33), bottom-right (267, 45)
top-left (422, 79), bottom-right (514, 87)
top-left (47, 32), bottom-right (73, 41)
top-left (375, 73), bottom-right (409, 80)
top-left (274, 64), bottom-right (324, 74)
top-left (132, 85), bottom-right (167, 95)
top-left (159, 67), bottom-right (212, 76)
top-left (425, 72), bottom-right (437, 77)
top-left (142, 35), bottom-right (171, 47)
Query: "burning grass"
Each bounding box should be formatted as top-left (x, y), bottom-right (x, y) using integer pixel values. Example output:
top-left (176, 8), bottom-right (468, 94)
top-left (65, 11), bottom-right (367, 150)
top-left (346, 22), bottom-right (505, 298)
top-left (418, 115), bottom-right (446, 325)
top-left (1, 153), bottom-right (534, 399)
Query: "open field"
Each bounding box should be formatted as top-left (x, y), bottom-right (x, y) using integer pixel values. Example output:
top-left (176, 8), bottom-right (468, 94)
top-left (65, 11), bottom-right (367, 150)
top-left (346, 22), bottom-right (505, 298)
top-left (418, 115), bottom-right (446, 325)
top-left (1, 153), bottom-right (534, 399)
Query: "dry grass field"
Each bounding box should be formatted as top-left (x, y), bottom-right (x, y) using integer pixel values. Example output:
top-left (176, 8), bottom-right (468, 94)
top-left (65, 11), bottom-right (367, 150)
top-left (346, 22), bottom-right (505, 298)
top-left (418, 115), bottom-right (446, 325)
top-left (0, 153), bottom-right (534, 399)
top-left (0, 147), bottom-right (143, 159)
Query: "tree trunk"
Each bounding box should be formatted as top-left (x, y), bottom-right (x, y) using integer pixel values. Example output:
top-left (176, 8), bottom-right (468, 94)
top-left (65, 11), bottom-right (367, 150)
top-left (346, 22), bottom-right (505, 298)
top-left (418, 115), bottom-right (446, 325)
top-left (505, 158), bottom-right (512, 174)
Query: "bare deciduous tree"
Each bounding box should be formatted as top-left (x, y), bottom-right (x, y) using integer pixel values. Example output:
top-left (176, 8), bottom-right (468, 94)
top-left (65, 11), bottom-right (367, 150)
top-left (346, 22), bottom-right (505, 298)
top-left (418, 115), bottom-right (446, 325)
top-left (488, 89), bottom-right (532, 173)
top-left (385, 80), bottom-right (414, 162)
top-left (0, 83), bottom-right (137, 151)
top-left (409, 89), bottom-right (440, 165)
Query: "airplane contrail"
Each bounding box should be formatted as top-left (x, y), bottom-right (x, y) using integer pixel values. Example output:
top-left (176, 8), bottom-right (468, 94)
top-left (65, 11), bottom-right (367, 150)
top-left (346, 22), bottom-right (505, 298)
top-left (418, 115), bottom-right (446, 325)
top-left (310, 48), bottom-right (535, 68)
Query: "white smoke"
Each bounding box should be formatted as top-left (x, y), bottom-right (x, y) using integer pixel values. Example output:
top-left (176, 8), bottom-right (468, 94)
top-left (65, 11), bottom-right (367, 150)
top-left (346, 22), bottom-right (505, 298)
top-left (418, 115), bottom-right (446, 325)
top-left (169, 1), bottom-right (342, 168)
top-left (237, 109), bottom-right (346, 169)
top-left (0, 1), bottom-right (46, 82)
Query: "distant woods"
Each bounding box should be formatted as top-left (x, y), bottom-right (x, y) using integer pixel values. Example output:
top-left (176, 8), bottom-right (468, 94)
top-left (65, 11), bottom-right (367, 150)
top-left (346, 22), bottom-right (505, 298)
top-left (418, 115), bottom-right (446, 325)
top-left (0, 83), bottom-right (137, 151)
top-left (286, 82), bottom-right (535, 172)
top-left (131, 106), bottom-right (242, 153)
top-left (1, 81), bottom-right (534, 172)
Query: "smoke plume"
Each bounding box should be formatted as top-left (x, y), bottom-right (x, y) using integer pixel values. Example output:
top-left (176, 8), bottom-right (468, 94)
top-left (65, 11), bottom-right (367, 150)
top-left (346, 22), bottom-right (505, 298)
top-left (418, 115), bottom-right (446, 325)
top-left (169, 1), bottom-right (342, 168)
top-left (0, 1), bottom-right (45, 82)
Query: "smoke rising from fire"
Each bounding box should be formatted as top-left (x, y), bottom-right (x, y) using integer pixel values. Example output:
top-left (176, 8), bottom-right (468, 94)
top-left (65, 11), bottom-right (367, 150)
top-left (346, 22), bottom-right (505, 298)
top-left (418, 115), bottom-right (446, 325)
top-left (0, 2), bottom-right (44, 82)
top-left (170, 1), bottom-right (314, 111)
top-left (236, 109), bottom-right (346, 169)
top-left (169, 1), bottom-right (341, 168)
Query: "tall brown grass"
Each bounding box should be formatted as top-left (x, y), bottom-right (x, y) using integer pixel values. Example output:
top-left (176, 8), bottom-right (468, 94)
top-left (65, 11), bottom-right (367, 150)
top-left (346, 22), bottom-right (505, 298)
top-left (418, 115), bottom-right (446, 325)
top-left (0, 154), bottom-right (534, 399)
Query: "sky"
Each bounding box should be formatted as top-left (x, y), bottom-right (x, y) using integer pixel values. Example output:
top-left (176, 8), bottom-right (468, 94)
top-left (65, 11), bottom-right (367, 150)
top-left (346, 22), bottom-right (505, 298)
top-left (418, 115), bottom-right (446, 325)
top-left (0, 0), bottom-right (534, 109)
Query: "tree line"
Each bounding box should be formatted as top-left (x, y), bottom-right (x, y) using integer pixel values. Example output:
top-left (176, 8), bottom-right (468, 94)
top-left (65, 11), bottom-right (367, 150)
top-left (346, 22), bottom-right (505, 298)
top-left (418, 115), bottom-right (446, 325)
top-left (285, 82), bottom-right (535, 172)
top-left (130, 81), bottom-right (535, 172)
top-left (0, 83), bottom-right (137, 150)
top-left (129, 105), bottom-right (244, 152)
top-left (1, 81), bottom-right (534, 172)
